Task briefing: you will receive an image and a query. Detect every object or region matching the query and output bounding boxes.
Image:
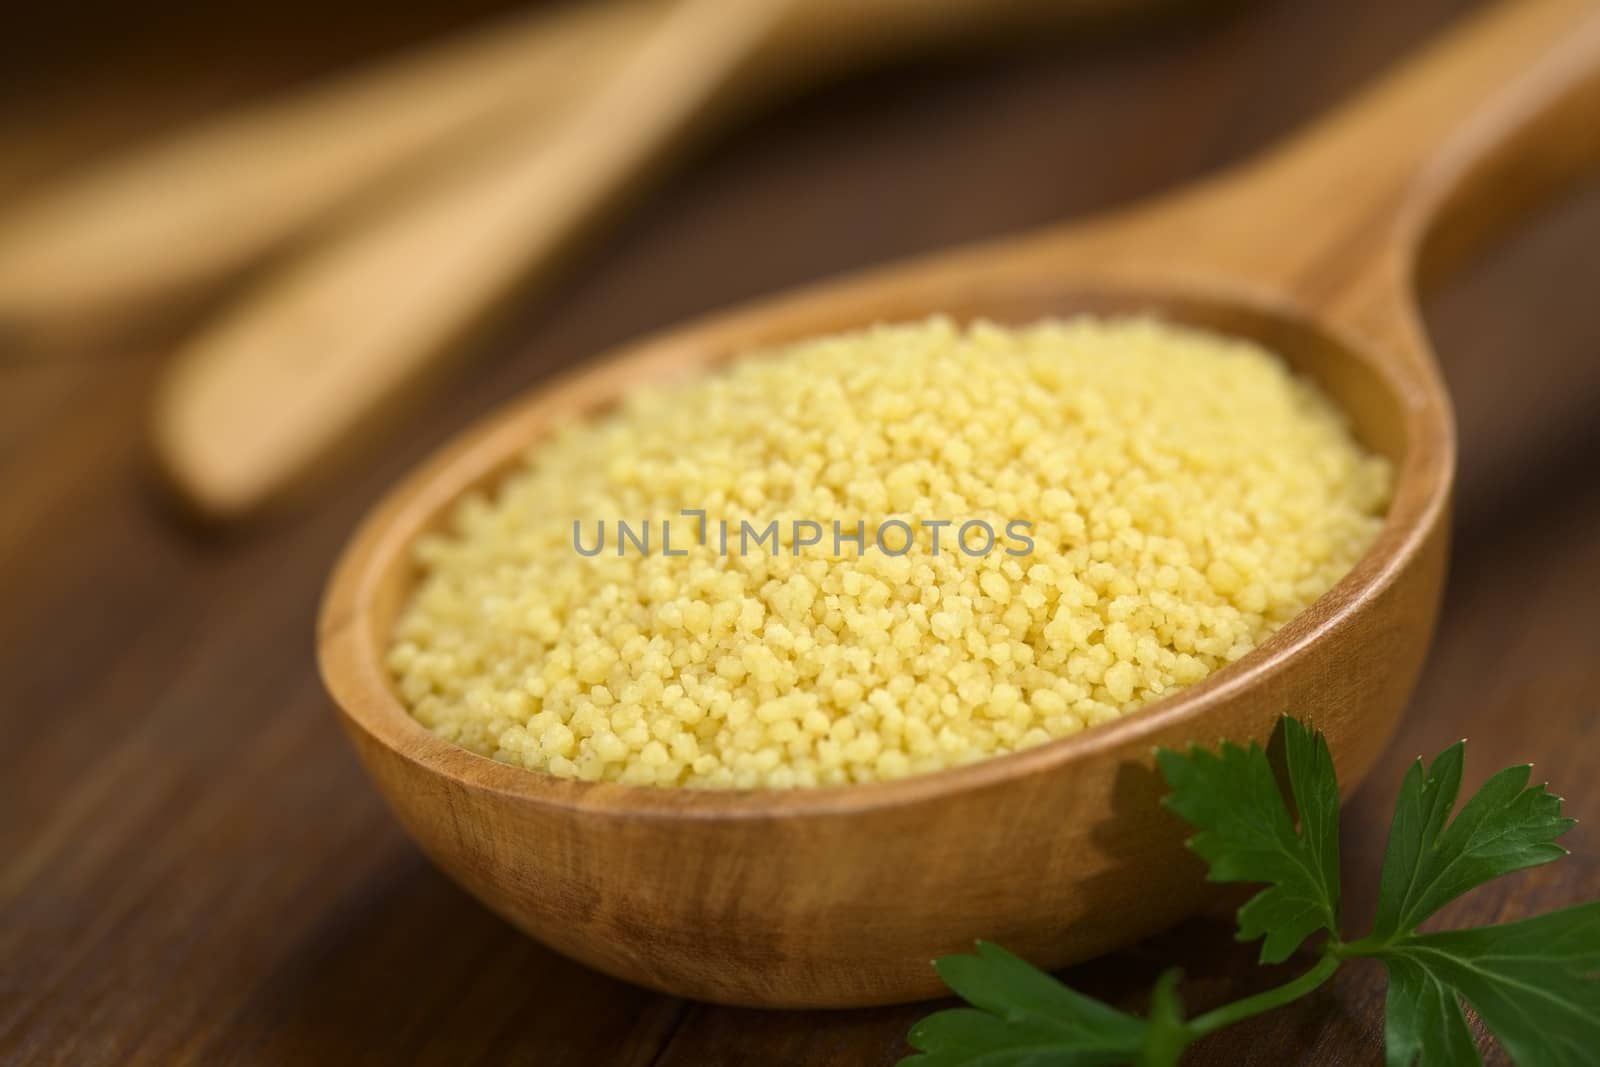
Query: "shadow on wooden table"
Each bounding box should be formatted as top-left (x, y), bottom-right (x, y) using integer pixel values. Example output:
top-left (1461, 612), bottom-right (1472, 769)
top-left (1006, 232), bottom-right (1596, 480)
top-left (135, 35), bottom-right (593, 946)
top-left (222, 854), bottom-right (677, 1065)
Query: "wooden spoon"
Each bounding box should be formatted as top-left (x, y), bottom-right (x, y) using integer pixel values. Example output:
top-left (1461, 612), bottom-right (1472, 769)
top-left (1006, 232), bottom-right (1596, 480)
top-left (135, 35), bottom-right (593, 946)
top-left (318, 0), bottom-right (1600, 1009)
top-left (141, 0), bottom-right (1175, 521)
top-left (0, 2), bottom-right (663, 323)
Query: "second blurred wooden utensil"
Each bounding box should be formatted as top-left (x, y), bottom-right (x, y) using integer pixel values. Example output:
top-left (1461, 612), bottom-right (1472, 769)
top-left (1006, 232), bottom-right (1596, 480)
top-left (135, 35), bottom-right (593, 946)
top-left (145, 0), bottom-right (1175, 520)
top-left (153, 0), bottom-right (789, 519)
top-left (0, 0), bottom-right (1156, 326)
top-left (0, 2), bottom-right (662, 322)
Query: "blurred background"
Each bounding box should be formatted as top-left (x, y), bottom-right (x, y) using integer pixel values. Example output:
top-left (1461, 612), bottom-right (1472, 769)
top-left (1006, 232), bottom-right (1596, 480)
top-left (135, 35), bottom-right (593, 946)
top-left (3, 0), bottom-right (1598, 1063)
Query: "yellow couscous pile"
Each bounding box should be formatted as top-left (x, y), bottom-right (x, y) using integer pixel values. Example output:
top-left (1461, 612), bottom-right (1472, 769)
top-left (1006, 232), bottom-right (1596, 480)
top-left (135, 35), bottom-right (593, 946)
top-left (389, 316), bottom-right (1390, 789)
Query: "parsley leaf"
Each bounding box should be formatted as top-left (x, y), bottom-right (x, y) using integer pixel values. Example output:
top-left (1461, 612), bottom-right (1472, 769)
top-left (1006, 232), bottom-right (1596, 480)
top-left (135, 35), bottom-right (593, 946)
top-left (907, 719), bottom-right (1597, 1067)
top-left (1382, 949), bottom-right (1480, 1067)
top-left (1157, 717), bottom-right (1341, 963)
top-left (900, 941), bottom-right (1158, 1066)
top-left (1373, 747), bottom-right (1574, 939)
top-left (1376, 903), bottom-right (1600, 1067)
top-left (1362, 741), bottom-right (1583, 1064)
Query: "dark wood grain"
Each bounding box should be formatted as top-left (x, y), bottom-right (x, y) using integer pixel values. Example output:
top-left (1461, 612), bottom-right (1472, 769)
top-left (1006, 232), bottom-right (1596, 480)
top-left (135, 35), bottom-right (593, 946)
top-left (3, 0), bottom-right (1597, 1062)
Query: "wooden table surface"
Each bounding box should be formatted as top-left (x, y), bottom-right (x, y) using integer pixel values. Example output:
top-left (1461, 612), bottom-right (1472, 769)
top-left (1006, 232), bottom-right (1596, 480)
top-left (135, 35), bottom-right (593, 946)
top-left (4, 0), bottom-right (1599, 1062)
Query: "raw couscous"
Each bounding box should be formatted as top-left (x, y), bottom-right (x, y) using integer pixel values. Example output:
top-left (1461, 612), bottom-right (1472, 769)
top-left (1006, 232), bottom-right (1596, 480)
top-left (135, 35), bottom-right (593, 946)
top-left (388, 316), bottom-right (1391, 789)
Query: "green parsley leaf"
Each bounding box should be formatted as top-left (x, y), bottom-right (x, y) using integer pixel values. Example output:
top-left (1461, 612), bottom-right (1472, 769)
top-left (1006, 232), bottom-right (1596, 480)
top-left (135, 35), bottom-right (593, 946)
top-left (900, 942), bottom-right (1201, 1067)
top-left (1375, 902), bottom-right (1600, 1067)
top-left (900, 941), bottom-right (1149, 1066)
top-left (1382, 950), bottom-right (1480, 1067)
top-left (1373, 746), bottom-right (1574, 939)
top-left (1157, 717), bottom-right (1341, 963)
top-left (909, 719), bottom-right (1598, 1067)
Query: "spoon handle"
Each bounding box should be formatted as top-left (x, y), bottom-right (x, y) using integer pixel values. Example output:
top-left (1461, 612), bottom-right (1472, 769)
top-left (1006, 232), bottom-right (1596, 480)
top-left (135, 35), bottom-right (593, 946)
top-left (1199, 0), bottom-right (1600, 317)
top-left (0, 3), bottom-right (664, 322)
top-left (151, 0), bottom-right (1167, 520)
top-left (0, 0), bottom-right (1142, 327)
top-left (152, 0), bottom-right (798, 520)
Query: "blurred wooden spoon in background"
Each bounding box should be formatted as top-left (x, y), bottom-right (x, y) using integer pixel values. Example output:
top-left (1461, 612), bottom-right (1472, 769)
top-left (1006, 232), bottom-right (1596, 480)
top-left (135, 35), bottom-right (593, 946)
top-left (0, 0), bottom-right (1161, 328)
top-left (125, 0), bottom-right (1173, 520)
top-left (0, 2), bottom-right (660, 324)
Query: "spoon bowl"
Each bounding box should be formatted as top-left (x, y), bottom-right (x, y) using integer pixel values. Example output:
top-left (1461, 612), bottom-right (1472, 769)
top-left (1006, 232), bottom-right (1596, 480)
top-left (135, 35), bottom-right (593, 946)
top-left (319, 0), bottom-right (1600, 1007)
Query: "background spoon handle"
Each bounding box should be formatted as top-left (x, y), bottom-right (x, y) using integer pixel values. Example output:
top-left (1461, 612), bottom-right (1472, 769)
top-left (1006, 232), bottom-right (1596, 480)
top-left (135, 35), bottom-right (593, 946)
top-left (1161, 0), bottom-right (1600, 316)
top-left (0, 2), bottom-right (663, 321)
top-left (153, 0), bottom-right (797, 519)
top-left (150, 0), bottom-right (1165, 521)
top-left (0, 0), bottom-right (1146, 326)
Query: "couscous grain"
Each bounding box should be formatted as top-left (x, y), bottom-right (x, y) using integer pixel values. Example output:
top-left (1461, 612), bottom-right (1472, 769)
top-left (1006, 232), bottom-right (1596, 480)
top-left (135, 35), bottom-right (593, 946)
top-left (389, 316), bottom-right (1391, 788)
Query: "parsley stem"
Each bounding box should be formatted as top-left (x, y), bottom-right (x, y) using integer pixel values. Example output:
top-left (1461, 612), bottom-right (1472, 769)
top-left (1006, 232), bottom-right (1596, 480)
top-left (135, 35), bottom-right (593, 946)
top-left (1330, 935), bottom-right (1385, 957)
top-left (1184, 953), bottom-right (1342, 1038)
